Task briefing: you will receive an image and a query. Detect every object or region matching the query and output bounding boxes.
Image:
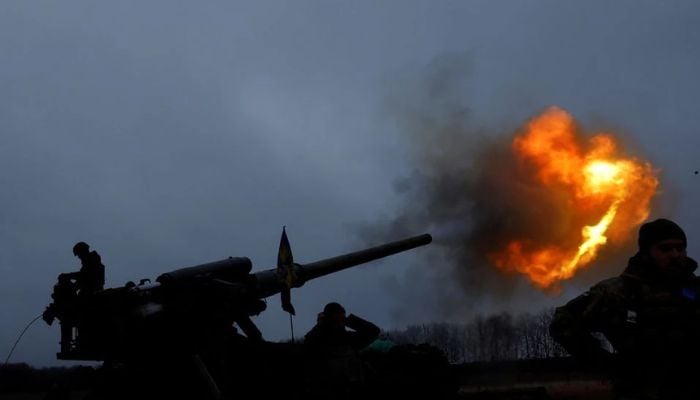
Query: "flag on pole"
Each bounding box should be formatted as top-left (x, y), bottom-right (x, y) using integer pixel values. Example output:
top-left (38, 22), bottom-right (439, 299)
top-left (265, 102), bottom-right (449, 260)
top-left (277, 227), bottom-right (297, 315)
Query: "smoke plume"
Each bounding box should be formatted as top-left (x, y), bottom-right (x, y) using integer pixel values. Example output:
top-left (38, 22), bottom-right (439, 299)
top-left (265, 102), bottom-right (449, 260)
top-left (370, 55), bottom-right (661, 323)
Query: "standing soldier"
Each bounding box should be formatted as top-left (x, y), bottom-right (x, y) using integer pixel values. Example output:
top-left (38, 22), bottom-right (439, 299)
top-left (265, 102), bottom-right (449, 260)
top-left (43, 242), bottom-right (106, 354)
top-left (550, 219), bottom-right (700, 399)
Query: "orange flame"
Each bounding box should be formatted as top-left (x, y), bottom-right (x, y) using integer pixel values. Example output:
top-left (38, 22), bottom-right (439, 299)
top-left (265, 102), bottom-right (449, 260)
top-left (489, 107), bottom-right (659, 289)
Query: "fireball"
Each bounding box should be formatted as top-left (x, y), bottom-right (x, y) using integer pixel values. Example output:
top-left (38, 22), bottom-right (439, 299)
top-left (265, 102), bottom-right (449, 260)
top-left (489, 107), bottom-right (658, 289)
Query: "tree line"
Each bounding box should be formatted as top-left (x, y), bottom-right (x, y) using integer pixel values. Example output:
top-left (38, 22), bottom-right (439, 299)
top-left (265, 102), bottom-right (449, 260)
top-left (383, 308), bottom-right (568, 363)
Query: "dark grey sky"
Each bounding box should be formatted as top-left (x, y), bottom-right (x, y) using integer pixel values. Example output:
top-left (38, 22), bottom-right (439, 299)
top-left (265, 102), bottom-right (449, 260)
top-left (2, 1), bottom-right (699, 366)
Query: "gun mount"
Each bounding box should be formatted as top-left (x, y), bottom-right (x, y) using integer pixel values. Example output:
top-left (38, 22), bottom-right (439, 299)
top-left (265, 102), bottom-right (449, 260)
top-left (44, 233), bottom-right (432, 363)
top-left (39, 232), bottom-right (449, 400)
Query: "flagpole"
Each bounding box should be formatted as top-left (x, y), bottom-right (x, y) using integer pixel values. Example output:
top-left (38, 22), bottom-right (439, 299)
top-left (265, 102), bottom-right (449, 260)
top-left (289, 313), bottom-right (295, 344)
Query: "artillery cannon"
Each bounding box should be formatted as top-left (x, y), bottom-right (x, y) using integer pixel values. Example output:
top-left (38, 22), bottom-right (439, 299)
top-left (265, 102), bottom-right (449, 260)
top-left (43, 232), bottom-right (433, 399)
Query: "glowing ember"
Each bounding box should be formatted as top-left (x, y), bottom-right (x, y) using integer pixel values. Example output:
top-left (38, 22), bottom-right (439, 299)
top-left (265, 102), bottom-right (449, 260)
top-left (489, 107), bottom-right (659, 289)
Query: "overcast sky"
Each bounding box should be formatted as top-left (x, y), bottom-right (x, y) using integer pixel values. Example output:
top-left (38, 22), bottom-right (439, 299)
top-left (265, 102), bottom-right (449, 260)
top-left (2, 1), bottom-right (700, 366)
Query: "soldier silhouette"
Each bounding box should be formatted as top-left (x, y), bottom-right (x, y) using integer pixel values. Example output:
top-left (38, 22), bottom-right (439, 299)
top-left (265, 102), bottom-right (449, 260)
top-left (62, 241), bottom-right (105, 295)
top-left (43, 242), bottom-right (106, 354)
top-left (304, 302), bottom-right (380, 400)
top-left (550, 219), bottom-right (700, 399)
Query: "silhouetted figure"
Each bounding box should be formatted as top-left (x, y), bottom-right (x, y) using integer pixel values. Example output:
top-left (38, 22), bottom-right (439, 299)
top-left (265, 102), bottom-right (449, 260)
top-left (550, 219), bottom-right (700, 399)
top-left (43, 242), bottom-right (106, 356)
top-left (63, 241), bottom-right (105, 295)
top-left (304, 302), bottom-right (380, 400)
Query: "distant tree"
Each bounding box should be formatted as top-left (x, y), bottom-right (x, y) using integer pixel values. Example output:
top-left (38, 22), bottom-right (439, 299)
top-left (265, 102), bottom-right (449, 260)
top-left (382, 308), bottom-right (566, 363)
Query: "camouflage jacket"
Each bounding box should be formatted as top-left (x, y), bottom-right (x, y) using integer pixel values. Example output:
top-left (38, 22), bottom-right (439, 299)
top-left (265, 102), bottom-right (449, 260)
top-left (550, 253), bottom-right (700, 398)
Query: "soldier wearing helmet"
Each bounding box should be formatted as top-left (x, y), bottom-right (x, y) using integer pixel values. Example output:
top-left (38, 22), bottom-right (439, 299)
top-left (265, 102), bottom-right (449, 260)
top-left (550, 219), bottom-right (700, 399)
top-left (62, 241), bottom-right (105, 295)
top-left (304, 302), bottom-right (380, 399)
top-left (43, 242), bottom-right (106, 353)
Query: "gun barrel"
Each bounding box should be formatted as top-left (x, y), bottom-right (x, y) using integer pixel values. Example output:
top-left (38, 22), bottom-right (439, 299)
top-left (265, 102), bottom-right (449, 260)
top-left (157, 257), bottom-right (252, 284)
top-left (251, 233), bottom-right (431, 298)
top-left (298, 233), bottom-right (432, 282)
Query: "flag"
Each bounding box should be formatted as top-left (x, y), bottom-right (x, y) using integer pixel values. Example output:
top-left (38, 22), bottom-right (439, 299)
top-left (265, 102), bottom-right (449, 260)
top-left (277, 227), bottom-right (297, 315)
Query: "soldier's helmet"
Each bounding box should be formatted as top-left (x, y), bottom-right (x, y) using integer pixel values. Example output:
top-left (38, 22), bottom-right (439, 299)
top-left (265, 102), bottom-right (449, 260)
top-left (72, 242), bottom-right (90, 256)
top-left (323, 302), bottom-right (345, 315)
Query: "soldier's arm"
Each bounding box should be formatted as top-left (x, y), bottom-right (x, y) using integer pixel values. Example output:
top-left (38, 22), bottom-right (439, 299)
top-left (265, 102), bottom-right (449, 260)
top-left (345, 314), bottom-right (380, 349)
top-left (549, 287), bottom-right (615, 366)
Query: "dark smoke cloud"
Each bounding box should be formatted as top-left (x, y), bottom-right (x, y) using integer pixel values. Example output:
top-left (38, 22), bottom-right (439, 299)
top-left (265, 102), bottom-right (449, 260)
top-left (367, 54), bottom-right (654, 324)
